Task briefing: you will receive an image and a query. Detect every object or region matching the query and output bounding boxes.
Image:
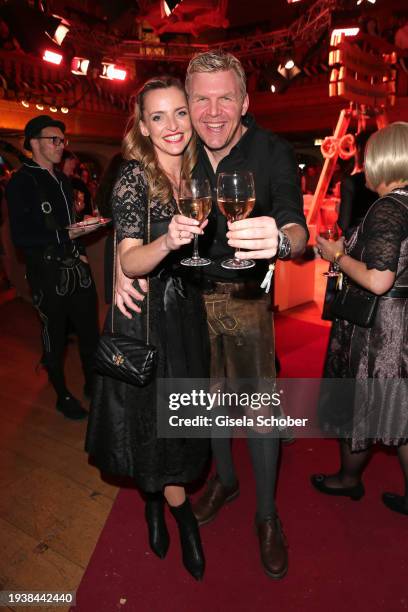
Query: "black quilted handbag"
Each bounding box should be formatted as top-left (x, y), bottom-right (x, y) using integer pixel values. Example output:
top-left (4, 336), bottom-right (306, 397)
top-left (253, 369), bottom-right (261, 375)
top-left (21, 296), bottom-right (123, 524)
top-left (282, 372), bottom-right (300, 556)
top-left (94, 203), bottom-right (157, 386)
top-left (330, 280), bottom-right (379, 328)
top-left (94, 330), bottom-right (157, 386)
top-left (328, 193), bottom-right (408, 328)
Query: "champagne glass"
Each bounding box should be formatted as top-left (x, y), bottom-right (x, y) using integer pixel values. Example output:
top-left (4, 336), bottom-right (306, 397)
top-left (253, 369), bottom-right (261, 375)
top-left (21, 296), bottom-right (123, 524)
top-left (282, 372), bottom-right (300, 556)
top-left (319, 222), bottom-right (340, 277)
top-left (177, 178), bottom-right (212, 267)
top-left (217, 171), bottom-right (256, 270)
top-left (73, 190), bottom-right (85, 222)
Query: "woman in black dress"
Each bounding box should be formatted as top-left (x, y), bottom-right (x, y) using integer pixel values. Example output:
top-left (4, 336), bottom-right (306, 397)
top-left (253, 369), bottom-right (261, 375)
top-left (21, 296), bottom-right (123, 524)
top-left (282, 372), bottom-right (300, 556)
top-left (86, 77), bottom-right (210, 579)
top-left (311, 122), bottom-right (408, 516)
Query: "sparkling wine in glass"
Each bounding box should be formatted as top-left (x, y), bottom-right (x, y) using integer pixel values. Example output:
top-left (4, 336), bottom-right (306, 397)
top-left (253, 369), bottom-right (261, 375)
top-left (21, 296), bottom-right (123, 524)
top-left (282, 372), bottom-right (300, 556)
top-left (319, 222), bottom-right (341, 277)
top-left (319, 224), bottom-right (339, 242)
top-left (177, 178), bottom-right (212, 267)
top-left (217, 172), bottom-right (256, 270)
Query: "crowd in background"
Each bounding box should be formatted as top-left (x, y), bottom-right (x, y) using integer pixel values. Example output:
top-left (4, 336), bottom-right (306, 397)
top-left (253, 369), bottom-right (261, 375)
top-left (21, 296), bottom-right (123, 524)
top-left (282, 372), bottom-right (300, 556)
top-left (0, 152), bottom-right (101, 290)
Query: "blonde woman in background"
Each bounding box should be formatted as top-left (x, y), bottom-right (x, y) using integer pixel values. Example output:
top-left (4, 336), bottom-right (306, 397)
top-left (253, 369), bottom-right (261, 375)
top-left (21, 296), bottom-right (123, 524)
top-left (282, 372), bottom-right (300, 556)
top-left (312, 122), bottom-right (408, 517)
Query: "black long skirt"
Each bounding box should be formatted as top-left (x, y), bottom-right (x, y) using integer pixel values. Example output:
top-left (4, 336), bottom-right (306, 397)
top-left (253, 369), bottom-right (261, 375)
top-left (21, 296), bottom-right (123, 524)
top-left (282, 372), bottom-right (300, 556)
top-left (86, 274), bottom-right (210, 492)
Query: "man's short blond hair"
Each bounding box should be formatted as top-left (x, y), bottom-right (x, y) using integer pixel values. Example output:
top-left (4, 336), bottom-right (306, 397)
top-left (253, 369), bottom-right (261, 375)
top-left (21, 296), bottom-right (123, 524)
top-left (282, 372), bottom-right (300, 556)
top-left (185, 49), bottom-right (247, 98)
top-left (365, 122), bottom-right (408, 190)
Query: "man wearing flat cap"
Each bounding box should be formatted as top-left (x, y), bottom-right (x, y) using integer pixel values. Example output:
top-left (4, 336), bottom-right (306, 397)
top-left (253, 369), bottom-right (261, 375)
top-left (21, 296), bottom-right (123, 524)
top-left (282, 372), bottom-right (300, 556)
top-left (6, 115), bottom-right (99, 419)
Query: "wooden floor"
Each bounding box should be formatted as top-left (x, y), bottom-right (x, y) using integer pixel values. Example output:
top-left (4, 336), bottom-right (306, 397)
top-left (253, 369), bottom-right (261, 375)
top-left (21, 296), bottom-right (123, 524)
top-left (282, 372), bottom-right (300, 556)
top-left (0, 260), bottom-right (328, 612)
top-left (0, 291), bottom-right (117, 612)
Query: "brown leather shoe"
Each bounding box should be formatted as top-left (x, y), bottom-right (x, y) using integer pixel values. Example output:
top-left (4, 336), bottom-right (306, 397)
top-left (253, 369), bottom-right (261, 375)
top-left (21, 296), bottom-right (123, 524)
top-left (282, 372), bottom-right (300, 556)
top-left (193, 475), bottom-right (239, 526)
top-left (256, 515), bottom-right (288, 579)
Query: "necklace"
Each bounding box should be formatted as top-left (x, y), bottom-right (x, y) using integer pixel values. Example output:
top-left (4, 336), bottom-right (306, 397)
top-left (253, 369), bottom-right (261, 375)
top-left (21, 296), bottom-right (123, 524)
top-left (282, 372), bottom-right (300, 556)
top-left (165, 169), bottom-right (182, 200)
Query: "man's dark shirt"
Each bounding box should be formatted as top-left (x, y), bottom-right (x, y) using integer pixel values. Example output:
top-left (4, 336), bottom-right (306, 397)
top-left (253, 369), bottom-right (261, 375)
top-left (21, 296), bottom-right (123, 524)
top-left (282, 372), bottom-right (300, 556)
top-left (6, 160), bottom-right (84, 259)
top-left (193, 114), bottom-right (308, 282)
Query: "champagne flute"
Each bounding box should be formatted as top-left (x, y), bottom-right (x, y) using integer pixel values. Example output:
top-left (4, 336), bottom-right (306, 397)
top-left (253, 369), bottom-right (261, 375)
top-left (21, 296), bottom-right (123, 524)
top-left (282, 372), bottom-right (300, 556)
top-left (177, 178), bottom-right (212, 267)
top-left (319, 222), bottom-right (340, 277)
top-left (217, 171), bottom-right (256, 270)
top-left (73, 190), bottom-right (85, 222)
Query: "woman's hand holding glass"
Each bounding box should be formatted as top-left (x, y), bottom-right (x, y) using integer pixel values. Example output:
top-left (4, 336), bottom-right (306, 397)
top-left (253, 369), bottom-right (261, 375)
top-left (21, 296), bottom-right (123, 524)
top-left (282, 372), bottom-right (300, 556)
top-left (165, 214), bottom-right (207, 252)
top-left (177, 178), bottom-right (212, 266)
top-left (316, 234), bottom-right (345, 264)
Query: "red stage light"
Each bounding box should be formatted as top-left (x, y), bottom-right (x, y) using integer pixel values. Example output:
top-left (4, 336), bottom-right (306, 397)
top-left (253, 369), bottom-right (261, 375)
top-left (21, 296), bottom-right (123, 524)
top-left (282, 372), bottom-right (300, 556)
top-left (71, 57), bottom-right (90, 76)
top-left (45, 15), bottom-right (70, 46)
top-left (100, 63), bottom-right (127, 81)
top-left (162, 0), bottom-right (184, 16)
top-left (43, 49), bottom-right (63, 65)
top-left (330, 28), bottom-right (359, 46)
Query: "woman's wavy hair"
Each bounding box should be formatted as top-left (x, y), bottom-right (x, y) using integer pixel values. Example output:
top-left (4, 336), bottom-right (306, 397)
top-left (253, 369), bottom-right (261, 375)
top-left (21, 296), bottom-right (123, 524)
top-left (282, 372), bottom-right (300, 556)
top-left (122, 76), bottom-right (196, 203)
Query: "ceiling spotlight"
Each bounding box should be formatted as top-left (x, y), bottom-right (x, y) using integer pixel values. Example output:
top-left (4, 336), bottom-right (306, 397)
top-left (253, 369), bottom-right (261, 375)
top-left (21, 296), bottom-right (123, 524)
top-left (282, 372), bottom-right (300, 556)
top-left (43, 49), bottom-right (63, 65)
top-left (270, 81), bottom-right (288, 94)
top-left (71, 57), bottom-right (90, 76)
top-left (60, 106), bottom-right (69, 114)
top-left (330, 27), bottom-right (359, 46)
top-left (100, 63), bottom-right (127, 81)
top-left (49, 105), bottom-right (58, 113)
top-left (45, 15), bottom-right (70, 46)
top-left (269, 72), bottom-right (289, 94)
top-left (331, 27), bottom-right (359, 38)
top-left (356, 0), bottom-right (376, 4)
top-left (278, 60), bottom-right (301, 80)
top-left (162, 0), bottom-right (184, 17)
top-left (21, 100), bottom-right (30, 108)
top-left (36, 103), bottom-right (44, 110)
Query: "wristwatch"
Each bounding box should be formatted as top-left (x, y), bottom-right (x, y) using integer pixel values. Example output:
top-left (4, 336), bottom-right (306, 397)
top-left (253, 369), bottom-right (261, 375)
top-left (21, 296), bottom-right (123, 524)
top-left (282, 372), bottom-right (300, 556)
top-left (277, 230), bottom-right (291, 260)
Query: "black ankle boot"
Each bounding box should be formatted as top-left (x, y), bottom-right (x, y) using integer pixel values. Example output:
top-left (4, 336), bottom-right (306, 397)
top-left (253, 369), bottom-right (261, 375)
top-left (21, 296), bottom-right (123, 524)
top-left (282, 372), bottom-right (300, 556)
top-left (382, 492), bottom-right (408, 516)
top-left (145, 494), bottom-right (169, 559)
top-left (170, 498), bottom-right (205, 581)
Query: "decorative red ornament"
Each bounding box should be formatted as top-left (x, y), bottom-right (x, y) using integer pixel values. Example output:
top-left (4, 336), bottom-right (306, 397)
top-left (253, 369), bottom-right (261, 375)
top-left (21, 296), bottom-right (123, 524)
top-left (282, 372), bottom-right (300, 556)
top-left (321, 136), bottom-right (337, 159)
top-left (321, 134), bottom-right (356, 160)
top-left (338, 134), bottom-right (356, 160)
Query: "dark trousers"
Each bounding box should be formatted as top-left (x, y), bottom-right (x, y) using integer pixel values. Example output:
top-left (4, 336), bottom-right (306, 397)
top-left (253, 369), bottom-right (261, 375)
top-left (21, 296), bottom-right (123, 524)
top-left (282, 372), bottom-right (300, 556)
top-left (203, 285), bottom-right (280, 519)
top-left (27, 259), bottom-right (99, 398)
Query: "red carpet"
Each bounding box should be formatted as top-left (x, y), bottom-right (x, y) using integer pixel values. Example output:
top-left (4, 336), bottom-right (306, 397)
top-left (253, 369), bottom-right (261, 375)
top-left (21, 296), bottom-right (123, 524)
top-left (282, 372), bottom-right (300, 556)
top-left (74, 314), bottom-right (407, 612)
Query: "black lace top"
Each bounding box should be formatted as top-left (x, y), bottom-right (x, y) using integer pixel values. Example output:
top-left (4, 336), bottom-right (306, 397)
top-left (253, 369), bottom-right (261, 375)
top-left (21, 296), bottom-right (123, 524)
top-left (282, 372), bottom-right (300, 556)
top-left (111, 160), bottom-right (176, 242)
top-left (347, 187), bottom-right (408, 272)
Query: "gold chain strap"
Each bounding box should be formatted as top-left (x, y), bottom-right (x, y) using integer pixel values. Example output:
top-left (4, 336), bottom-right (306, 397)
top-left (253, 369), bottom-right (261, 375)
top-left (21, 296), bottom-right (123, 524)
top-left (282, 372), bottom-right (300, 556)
top-left (146, 197), bottom-right (151, 345)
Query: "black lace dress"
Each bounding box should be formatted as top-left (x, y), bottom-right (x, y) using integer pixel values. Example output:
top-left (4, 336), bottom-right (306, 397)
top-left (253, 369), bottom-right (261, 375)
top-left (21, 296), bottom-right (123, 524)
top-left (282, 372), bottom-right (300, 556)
top-left (86, 160), bottom-right (210, 492)
top-left (321, 187), bottom-right (408, 450)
